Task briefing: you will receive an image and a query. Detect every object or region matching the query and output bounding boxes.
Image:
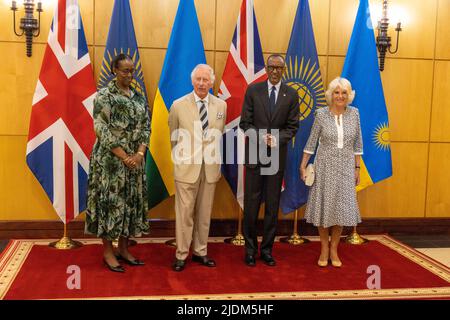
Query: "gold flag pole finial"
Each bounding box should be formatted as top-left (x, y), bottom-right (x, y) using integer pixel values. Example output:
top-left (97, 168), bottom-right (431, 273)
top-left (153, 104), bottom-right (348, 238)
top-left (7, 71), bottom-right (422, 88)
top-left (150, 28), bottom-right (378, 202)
top-left (280, 209), bottom-right (310, 245)
top-left (49, 222), bottom-right (83, 249)
top-left (345, 226), bottom-right (369, 244)
top-left (224, 207), bottom-right (245, 246)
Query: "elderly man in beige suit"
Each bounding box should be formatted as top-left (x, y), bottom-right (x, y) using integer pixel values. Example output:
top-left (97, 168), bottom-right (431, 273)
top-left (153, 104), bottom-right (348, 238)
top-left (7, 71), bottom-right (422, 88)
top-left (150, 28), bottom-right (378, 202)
top-left (168, 64), bottom-right (227, 272)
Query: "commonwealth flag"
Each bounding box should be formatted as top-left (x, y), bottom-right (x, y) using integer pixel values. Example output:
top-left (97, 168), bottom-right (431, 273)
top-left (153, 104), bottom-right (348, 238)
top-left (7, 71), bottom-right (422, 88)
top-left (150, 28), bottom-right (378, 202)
top-left (148, 0), bottom-right (207, 207)
top-left (342, 0), bottom-right (393, 191)
top-left (98, 0), bottom-right (147, 98)
top-left (280, 0), bottom-right (326, 214)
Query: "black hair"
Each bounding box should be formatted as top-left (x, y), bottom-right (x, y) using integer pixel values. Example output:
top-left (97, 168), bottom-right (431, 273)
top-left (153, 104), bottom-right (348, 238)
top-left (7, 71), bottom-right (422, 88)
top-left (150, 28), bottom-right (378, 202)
top-left (266, 54), bottom-right (286, 65)
top-left (110, 53), bottom-right (133, 75)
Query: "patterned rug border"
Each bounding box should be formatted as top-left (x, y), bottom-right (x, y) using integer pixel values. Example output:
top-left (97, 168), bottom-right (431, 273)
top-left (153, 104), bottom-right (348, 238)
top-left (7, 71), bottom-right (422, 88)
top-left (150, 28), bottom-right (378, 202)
top-left (1, 235), bottom-right (449, 300)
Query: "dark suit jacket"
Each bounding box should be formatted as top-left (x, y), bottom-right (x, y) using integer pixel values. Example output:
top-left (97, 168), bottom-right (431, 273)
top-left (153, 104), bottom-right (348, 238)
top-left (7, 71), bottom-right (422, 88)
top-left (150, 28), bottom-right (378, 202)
top-left (239, 81), bottom-right (299, 172)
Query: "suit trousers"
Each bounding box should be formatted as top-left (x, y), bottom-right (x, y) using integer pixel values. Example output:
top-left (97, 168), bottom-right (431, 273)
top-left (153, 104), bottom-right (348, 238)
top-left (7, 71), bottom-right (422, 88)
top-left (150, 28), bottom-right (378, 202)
top-left (174, 164), bottom-right (217, 260)
top-left (243, 166), bottom-right (284, 256)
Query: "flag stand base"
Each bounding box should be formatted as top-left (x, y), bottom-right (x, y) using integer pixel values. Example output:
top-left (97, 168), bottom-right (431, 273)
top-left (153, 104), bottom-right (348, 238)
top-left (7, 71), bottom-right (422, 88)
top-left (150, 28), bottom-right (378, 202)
top-left (345, 228), bottom-right (369, 245)
top-left (280, 233), bottom-right (310, 245)
top-left (49, 237), bottom-right (83, 250)
top-left (49, 223), bottom-right (82, 250)
top-left (224, 233), bottom-right (245, 246)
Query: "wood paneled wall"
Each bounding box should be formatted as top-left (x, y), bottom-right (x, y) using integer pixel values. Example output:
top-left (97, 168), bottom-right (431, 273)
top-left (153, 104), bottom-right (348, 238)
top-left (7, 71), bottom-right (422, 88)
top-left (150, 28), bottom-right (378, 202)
top-left (0, 0), bottom-right (449, 221)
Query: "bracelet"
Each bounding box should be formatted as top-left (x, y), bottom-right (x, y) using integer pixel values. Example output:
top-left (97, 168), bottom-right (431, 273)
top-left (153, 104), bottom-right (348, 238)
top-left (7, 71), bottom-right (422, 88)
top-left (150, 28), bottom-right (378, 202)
top-left (137, 151), bottom-right (145, 157)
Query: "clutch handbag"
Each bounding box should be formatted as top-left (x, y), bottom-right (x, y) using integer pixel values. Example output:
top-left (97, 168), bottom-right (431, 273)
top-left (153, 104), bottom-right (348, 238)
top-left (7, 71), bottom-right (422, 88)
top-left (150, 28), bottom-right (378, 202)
top-left (304, 163), bottom-right (315, 187)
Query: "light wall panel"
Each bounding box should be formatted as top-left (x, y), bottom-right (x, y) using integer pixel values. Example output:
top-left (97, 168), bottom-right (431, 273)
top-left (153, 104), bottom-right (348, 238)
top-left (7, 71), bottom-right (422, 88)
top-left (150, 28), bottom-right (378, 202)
top-left (436, 0), bottom-right (450, 59)
top-left (309, 0), bottom-right (330, 56)
top-left (358, 142), bottom-right (428, 217)
top-left (381, 58), bottom-right (433, 142)
top-left (430, 60), bottom-right (450, 142)
top-left (0, 42), bottom-right (45, 136)
top-left (426, 143), bottom-right (450, 217)
top-left (0, 136), bottom-right (58, 220)
top-left (328, 0), bottom-right (358, 56)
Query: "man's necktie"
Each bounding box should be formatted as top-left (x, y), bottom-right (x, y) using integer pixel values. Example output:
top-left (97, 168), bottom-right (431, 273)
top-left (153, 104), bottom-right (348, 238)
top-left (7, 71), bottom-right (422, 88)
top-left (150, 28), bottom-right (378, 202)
top-left (199, 101), bottom-right (208, 133)
top-left (269, 86), bottom-right (276, 115)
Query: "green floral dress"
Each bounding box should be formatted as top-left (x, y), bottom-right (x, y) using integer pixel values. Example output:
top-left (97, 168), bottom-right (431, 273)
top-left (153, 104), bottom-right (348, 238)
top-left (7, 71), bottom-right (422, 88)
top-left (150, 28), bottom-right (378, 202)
top-left (85, 81), bottom-right (150, 240)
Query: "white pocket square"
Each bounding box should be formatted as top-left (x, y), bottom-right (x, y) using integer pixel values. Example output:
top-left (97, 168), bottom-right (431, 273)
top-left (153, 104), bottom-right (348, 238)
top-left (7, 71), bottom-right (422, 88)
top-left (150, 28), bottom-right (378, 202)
top-left (216, 112), bottom-right (224, 120)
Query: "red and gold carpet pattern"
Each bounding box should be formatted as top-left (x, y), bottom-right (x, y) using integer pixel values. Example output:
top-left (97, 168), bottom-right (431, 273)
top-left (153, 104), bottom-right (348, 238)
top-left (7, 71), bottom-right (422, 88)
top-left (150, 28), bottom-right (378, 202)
top-left (0, 235), bottom-right (449, 299)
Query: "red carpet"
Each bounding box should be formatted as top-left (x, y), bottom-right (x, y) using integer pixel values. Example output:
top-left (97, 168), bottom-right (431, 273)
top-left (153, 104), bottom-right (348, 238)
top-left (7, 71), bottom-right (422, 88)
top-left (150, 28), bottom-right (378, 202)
top-left (0, 235), bottom-right (449, 299)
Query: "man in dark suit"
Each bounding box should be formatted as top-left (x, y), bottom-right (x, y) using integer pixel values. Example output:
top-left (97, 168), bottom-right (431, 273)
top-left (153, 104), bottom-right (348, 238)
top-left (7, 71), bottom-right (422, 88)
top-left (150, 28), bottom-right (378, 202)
top-left (239, 54), bottom-right (299, 267)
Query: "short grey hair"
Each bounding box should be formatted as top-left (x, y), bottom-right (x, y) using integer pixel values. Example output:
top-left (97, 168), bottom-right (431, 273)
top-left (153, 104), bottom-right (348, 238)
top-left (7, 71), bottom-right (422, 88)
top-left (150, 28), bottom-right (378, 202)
top-left (325, 77), bottom-right (355, 106)
top-left (191, 64), bottom-right (215, 83)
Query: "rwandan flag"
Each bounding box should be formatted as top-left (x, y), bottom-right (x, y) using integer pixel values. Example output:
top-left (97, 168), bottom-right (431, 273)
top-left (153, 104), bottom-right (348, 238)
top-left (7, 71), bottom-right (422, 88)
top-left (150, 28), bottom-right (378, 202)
top-left (280, 0), bottom-right (326, 214)
top-left (148, 0), bottom-right (207, 207)
top-left (342, 0), bottom-right (393, 191)
top-left (98, 0), bottom-right (147, 99)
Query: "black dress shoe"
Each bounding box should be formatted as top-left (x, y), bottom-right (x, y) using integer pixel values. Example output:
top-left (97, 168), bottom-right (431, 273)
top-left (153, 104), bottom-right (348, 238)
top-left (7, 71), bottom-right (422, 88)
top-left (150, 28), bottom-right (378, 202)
top-left (172, 259), bottom-right (186, 272)
top-left (245, 254), bottom-right (256, 267)
top-left (192, 255), bottom-right (216, 267)
top-left (103, 259), bottom-right (125, 273)
top-left (116, 254), bottom-right (145, 266)
top-left (261, 254), bottom-right (276, 266)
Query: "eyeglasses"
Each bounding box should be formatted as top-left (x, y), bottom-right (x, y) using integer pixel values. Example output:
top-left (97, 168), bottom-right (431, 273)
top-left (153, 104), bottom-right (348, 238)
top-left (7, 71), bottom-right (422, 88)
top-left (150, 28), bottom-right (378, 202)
top-left (117, 68), bottom-right (135, 75)
top-left (267, 65), bottom-right (285, 72)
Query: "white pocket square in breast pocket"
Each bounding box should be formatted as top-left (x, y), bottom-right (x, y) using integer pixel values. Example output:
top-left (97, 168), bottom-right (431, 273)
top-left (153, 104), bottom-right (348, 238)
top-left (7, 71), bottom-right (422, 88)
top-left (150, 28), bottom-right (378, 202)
top-left (216, 112), bottom-right (224, 120)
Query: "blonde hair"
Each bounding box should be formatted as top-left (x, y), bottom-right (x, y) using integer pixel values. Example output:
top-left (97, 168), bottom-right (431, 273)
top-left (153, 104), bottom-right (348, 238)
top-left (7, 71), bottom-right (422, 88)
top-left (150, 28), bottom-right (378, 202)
top-left (325, 77), bottom-right (355, 106)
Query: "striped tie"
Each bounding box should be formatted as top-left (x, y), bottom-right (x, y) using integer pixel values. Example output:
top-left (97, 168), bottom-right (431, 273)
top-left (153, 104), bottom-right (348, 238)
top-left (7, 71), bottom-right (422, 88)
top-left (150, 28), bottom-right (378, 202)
top-left (199, 101), bottom-right (208, 133)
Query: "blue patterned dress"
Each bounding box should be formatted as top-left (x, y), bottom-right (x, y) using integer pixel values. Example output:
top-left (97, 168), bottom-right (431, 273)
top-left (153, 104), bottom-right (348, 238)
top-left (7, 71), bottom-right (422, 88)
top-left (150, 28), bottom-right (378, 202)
top-left (304, 106), bottom-right (363, 227)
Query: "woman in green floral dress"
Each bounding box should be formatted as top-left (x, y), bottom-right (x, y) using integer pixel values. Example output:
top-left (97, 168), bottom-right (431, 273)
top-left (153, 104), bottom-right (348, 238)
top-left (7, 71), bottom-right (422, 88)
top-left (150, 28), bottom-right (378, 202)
top-left (85, 54), bottom-right (150, 273)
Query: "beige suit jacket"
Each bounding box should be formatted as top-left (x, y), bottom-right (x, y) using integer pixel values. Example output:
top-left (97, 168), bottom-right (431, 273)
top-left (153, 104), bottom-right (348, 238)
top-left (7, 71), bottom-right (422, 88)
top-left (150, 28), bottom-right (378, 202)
top-left (168, 92), bottom-right (227, 184)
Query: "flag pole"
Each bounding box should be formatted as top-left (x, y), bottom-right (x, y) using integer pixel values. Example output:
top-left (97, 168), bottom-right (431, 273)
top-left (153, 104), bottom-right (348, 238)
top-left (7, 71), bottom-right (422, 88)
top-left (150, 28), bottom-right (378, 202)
top-left (49, 222), bottom-right (83, 250)
top-left (224, 207), bottom-right (245, 246)
top-left (345, 226), bottom-right (368, 244)
top-left (280, 209), bottom-right (310, 245)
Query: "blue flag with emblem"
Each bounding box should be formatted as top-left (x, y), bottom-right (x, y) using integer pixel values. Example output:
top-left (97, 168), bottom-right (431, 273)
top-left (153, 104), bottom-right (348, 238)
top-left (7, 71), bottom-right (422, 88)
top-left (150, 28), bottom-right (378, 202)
top-left (98, 0), bottom-right (147, 99)
top-left (280, 0), bottom-right (326, 214)
top-left (342, 0), bottom-right (392, 191)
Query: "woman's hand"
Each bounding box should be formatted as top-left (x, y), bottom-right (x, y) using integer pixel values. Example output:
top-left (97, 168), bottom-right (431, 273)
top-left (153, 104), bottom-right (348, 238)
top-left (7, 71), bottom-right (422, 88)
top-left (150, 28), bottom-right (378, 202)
top-left (131, 152), bottom-right (144, 166)
top-left (300, 166), bottom-right (307, 182)
top-left (355, 168), bottom-right (360, 186)
top-left (123, 152), bottom-right (144, 170)
top-left (122, 156), bottom-right (136, 169)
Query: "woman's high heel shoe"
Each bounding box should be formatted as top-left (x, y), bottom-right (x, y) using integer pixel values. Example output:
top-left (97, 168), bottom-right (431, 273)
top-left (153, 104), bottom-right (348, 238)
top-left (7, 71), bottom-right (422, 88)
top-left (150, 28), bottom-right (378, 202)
top-left (317, 259), bottom-right (328, 267)
top-left (331, 259), bottom-right (342, 268)
top-left (116, 254), bottom-right (145, 266)
top-left (103, 259), bottom-right (125, 273)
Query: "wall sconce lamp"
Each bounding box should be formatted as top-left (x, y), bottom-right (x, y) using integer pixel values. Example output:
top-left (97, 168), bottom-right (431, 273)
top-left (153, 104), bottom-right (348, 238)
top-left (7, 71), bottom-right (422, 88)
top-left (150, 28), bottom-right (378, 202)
top-left (11, 0), bottom-right (43, 57)
top-left (376, 0), bottom-right (402, 71)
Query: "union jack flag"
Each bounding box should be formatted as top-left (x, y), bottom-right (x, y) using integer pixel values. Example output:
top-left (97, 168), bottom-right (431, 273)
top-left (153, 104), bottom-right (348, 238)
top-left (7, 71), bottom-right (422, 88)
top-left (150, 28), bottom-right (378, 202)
top-left (219, 0), bottom-right (267, 208)
top-left (26, 0), bottom-right (96, 224)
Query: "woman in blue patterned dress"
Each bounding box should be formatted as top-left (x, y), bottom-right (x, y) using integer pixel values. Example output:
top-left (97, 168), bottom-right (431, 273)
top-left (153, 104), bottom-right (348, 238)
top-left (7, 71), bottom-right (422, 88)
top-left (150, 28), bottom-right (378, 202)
top-left (300, 77), bottom-right (363, 268)
top-left (85, 54), bottom-right (150, 272)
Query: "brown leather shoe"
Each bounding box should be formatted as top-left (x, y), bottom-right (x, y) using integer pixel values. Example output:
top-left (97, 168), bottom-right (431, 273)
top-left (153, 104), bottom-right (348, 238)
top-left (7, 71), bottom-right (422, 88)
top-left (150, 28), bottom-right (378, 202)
top-left (192, 255), bottom-right (216, 267)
